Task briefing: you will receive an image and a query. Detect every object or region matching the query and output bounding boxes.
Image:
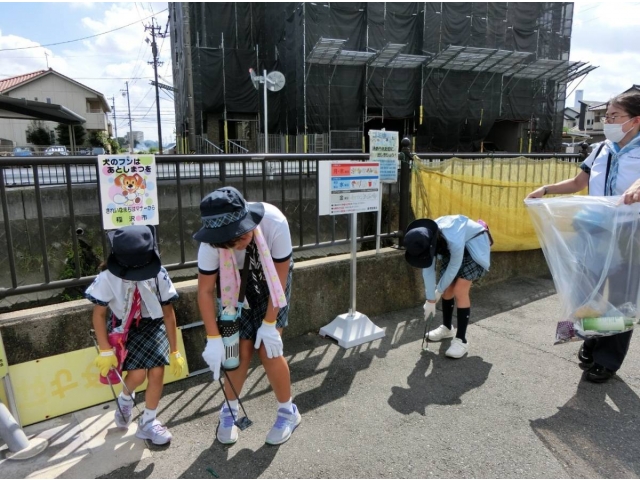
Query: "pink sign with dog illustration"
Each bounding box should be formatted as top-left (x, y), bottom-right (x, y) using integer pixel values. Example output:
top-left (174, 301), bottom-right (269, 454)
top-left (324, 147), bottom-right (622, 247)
top-left (97, 154), bottom-right (159, 229)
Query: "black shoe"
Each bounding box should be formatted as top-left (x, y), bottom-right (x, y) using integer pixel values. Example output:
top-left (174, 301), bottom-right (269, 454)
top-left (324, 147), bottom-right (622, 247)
top-left (578, 345), bottom-right (594, 366)
top-left (585, 363), bottom-right (615, 383)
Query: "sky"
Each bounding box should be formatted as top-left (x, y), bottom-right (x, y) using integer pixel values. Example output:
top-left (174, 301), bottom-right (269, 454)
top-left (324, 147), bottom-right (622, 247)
top-left (0, 1), bottom-right (639, 144)
top-left (566, 0), bottom-right (640, 108)
top-left (0, 2), bottom-right (174, 146)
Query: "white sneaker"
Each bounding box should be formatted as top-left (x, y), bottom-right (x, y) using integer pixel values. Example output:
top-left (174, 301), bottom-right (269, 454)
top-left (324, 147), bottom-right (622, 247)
top-left (216, 404), bottom-right (239, 445)
top-left (445, 338), bottom-right (468, 358)
top-left (136, 418), bottom-right (172, 445)
top-left (114, 398), bottom-right (134, 428)
top-left (265, 404), bottom-right (301, 445)
top-left (426, 325), bottom-right (455, 341)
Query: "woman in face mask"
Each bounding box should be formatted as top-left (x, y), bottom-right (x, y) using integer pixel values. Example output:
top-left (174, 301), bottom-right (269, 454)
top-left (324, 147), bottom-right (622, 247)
top-left (526, 91), bottom-right (640, 384)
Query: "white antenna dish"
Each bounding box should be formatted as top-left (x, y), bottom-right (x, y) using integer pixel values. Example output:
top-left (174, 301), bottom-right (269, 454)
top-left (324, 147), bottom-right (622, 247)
top-left (249, 68), bottom-right (260, 91)
top-left (266, 71), bottom-right (286, 92)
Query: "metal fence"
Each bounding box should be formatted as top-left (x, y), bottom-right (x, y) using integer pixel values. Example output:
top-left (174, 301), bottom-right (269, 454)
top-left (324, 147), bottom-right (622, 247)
top-left (0, 153), bottom-right (397, 304)
top-left (0, 151), bottom-right (581, 305)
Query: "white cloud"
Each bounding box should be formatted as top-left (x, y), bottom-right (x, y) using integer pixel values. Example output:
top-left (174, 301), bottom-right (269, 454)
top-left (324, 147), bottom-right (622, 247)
top-left (0, 3), bottom-right (174, 144)
top-left (566, 1), bottom-right (640, 107)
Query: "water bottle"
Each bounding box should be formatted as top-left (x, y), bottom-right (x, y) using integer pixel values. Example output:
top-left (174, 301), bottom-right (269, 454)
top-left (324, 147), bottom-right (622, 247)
top-left (580, 317), bottom-right (635, 332)
top-left (217, 304), bottom-right (240, 370)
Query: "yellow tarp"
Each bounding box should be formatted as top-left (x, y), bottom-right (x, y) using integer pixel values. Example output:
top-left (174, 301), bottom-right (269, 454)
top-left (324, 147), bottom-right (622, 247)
top-left (411, 156), bottom-right (586, 251)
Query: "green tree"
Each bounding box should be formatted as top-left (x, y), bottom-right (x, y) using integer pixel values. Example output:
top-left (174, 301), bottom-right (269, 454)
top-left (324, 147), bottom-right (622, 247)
top-left (88, 130), bottom-right (109, 149)
top-left (108, 138), bottom-right (120, 154)
top-left (55, 124), bottom-right (87, 147)
top-left (25, 120), bottom-right (53, 146)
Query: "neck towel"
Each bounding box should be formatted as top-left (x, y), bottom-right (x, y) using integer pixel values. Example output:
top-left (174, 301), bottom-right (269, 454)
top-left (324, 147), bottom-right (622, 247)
top-left (218, 225), bottom-right (287, 310)
top-left (605, 132), bottom-right (640, 196)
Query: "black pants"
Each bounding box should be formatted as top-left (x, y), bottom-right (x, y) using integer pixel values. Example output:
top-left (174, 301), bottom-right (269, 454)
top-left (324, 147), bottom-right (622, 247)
top-left (582, 223), bottom-right (640, 371)
top-left (583, 330), bottom-right (633, 371)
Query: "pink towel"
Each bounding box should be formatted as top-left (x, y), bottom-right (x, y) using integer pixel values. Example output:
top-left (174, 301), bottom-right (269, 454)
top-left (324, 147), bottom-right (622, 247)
top-left (218, 225), bottom-right (287, 310)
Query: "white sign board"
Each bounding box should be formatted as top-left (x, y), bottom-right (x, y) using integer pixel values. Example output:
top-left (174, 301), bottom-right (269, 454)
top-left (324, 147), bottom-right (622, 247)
top-left (97, 154), bottom-right (159, 230)
top-left (319, 162), bottom-right (380, 216)
top-left (369, 130), bottom-right (399, 183)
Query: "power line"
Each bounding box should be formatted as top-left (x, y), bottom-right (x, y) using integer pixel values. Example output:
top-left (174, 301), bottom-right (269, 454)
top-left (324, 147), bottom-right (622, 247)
top-left (0, 9), bottom-right (168, 52)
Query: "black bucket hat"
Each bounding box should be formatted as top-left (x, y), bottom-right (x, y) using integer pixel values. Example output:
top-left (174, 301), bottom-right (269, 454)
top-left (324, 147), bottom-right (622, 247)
top-left (193, 186), bottom-right (265, 244)
top-left (404, 218), bottom-right (440, 268)
top-left (107, 225), bottom-right (161, 281)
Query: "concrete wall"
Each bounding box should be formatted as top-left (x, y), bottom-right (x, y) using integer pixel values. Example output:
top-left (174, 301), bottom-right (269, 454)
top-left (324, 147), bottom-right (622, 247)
top-left (0, 247), bottom-right (550, 372)
top-left (0, 178), bottom-right (397, 310)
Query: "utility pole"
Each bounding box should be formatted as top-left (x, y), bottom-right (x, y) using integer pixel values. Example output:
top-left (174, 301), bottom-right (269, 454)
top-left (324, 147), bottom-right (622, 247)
top-left (145, 17), bottom-right (168, 154)
top-left (183, 3), bottom-right (197, 152)
top-left (110, 96), bottom-right (117, 140)
top-left (121, 81), bottom-right (133, 153)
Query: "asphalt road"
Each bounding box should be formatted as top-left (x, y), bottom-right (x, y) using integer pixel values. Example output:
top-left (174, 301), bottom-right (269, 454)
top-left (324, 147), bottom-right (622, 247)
top-left (3, 275), bottom-right (639, 479)
top-left (96, 276), bottom-right (640, 479)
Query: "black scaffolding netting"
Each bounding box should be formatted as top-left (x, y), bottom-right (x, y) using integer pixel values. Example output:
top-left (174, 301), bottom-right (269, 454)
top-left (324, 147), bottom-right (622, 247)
top-left (171, 2), bottom-right (587, 152)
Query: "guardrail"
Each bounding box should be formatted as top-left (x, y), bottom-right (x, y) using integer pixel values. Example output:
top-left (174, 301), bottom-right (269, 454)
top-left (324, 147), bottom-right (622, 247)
top-left (0, 153), bottom-right (397, 303)
top-left (0, 151), bottom-right (580, 304)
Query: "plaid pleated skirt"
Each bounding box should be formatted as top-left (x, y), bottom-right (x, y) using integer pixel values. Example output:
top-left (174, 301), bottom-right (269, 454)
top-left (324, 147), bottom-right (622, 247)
top-left (107, 316), bottom-right (169, 371)
top-left (238, 259), bottom-right (293, 340)
top-left (439, 249), bottom-right (487, 282)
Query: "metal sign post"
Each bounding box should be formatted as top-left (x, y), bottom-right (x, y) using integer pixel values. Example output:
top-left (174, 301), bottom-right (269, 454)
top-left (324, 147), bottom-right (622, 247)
top-left (249, 68), bottom-right (286, 179)
top-left (369, 129), bottom-right (399, 253)
top-left (317, 161), bottom-right (385, 348)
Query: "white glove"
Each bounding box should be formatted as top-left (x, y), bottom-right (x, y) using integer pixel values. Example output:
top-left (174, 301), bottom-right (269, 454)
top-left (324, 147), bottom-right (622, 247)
top-left (254, 320), bottom-right (283, 359)
top-left (202, 336), bottom-right (225, 381)
top-left (434, 290), bottom-right (442, 304)
top-left (423, 300), bottom-right (436, 321)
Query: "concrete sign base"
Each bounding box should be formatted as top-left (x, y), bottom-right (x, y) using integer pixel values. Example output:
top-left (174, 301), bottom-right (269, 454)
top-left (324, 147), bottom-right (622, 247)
top-left (319, 311), bottom-right (385, 349)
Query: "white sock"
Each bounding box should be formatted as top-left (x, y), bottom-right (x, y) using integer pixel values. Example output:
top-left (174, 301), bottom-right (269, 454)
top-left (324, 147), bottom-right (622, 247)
top-left (278, 398), bottom-right (293, 412)
top-left (119, 392), bottom-right (134, 404)
top-left (227, 399), bottom-right (239, 411)
top-left (142, 408), bottom-right (156, 424)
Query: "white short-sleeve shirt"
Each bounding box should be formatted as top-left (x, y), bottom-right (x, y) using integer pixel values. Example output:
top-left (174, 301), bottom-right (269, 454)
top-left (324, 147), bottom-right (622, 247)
top-left (85, 267), bottom-right (178, 319)
top-left (197, 202), bottom-right (292, 273)
top-left (581, 141), bottom-right (640, 196)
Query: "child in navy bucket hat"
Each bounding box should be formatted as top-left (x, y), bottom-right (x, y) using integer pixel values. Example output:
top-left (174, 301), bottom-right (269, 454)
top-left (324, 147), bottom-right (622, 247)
top-left (404, 215), bottom-right (492, 359)
top-left (85, 224), bottom-right (184, 445)
top-left (195, 186), bottom-right (300, 446)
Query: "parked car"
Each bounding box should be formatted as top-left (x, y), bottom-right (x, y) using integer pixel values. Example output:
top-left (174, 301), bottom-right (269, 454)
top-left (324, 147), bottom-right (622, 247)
top-left (12, 147), bottom-right (33, 157)
top-left (44, 145), bottom-right (69, 156)
top-left (91, 147), bottom-right (106, 155)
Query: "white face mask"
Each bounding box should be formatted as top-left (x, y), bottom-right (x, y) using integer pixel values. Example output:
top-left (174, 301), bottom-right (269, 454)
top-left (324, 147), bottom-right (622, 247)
top-left (603, 117), bottom-right (634, 143)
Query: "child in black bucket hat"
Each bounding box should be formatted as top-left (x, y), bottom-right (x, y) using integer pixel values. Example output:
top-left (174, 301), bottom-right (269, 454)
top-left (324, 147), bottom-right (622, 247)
top-left (404, 215), bottom-right (491, 358)
top-left (85, 224), bottom-right (184, 445)
top-left (194, 186), bottom-right (300, 446)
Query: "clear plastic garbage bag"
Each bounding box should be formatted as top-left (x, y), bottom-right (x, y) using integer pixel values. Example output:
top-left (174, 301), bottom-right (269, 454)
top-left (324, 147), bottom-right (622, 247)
top-left (525, 196), bottom-right (640, 344)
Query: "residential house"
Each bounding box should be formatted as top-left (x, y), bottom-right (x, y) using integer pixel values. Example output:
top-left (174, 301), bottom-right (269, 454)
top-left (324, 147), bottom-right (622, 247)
top-left (576, 100), bottom-right (605, 144)
top-left (563, 107), bottom-right (579, 130)
top-left (0, 68), bottom-right (111, 147)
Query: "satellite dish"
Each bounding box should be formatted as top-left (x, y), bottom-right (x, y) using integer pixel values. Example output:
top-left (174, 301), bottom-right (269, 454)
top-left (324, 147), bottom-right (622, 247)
top-left (266, 71), bottom-right (286, 92)
top-left (249, 68), bottom-right (260, 91)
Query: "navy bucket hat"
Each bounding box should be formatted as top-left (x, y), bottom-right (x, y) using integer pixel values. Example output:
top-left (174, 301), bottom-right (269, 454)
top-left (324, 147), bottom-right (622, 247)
top-left (404, 218), bottom-right (440, 268)
top-left (107, 225), bottom-right (161, 281)
top-left (193, 186), bottom-right (265, 244)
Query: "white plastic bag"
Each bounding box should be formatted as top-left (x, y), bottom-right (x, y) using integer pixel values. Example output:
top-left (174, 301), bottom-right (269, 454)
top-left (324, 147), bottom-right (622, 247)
top-left (525, 195), bottom-right (640, 344)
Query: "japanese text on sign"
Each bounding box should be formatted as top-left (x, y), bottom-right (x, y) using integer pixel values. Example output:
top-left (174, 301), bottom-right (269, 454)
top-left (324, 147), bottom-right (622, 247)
top-left (318, 162), bottom-right (380, 215)
top-left (369, 130), bottom-right (398, 183)
top-left (97, 154), bottom-right (159, 230)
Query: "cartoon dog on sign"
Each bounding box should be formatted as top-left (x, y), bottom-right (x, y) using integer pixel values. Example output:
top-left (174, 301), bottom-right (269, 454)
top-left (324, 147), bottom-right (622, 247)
top-left (113, 173), bottom-right (146, 206)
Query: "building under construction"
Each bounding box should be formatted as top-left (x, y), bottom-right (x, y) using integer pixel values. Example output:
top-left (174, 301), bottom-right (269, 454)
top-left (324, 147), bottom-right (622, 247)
top-left (169, 2), bottom-right (595, 154)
